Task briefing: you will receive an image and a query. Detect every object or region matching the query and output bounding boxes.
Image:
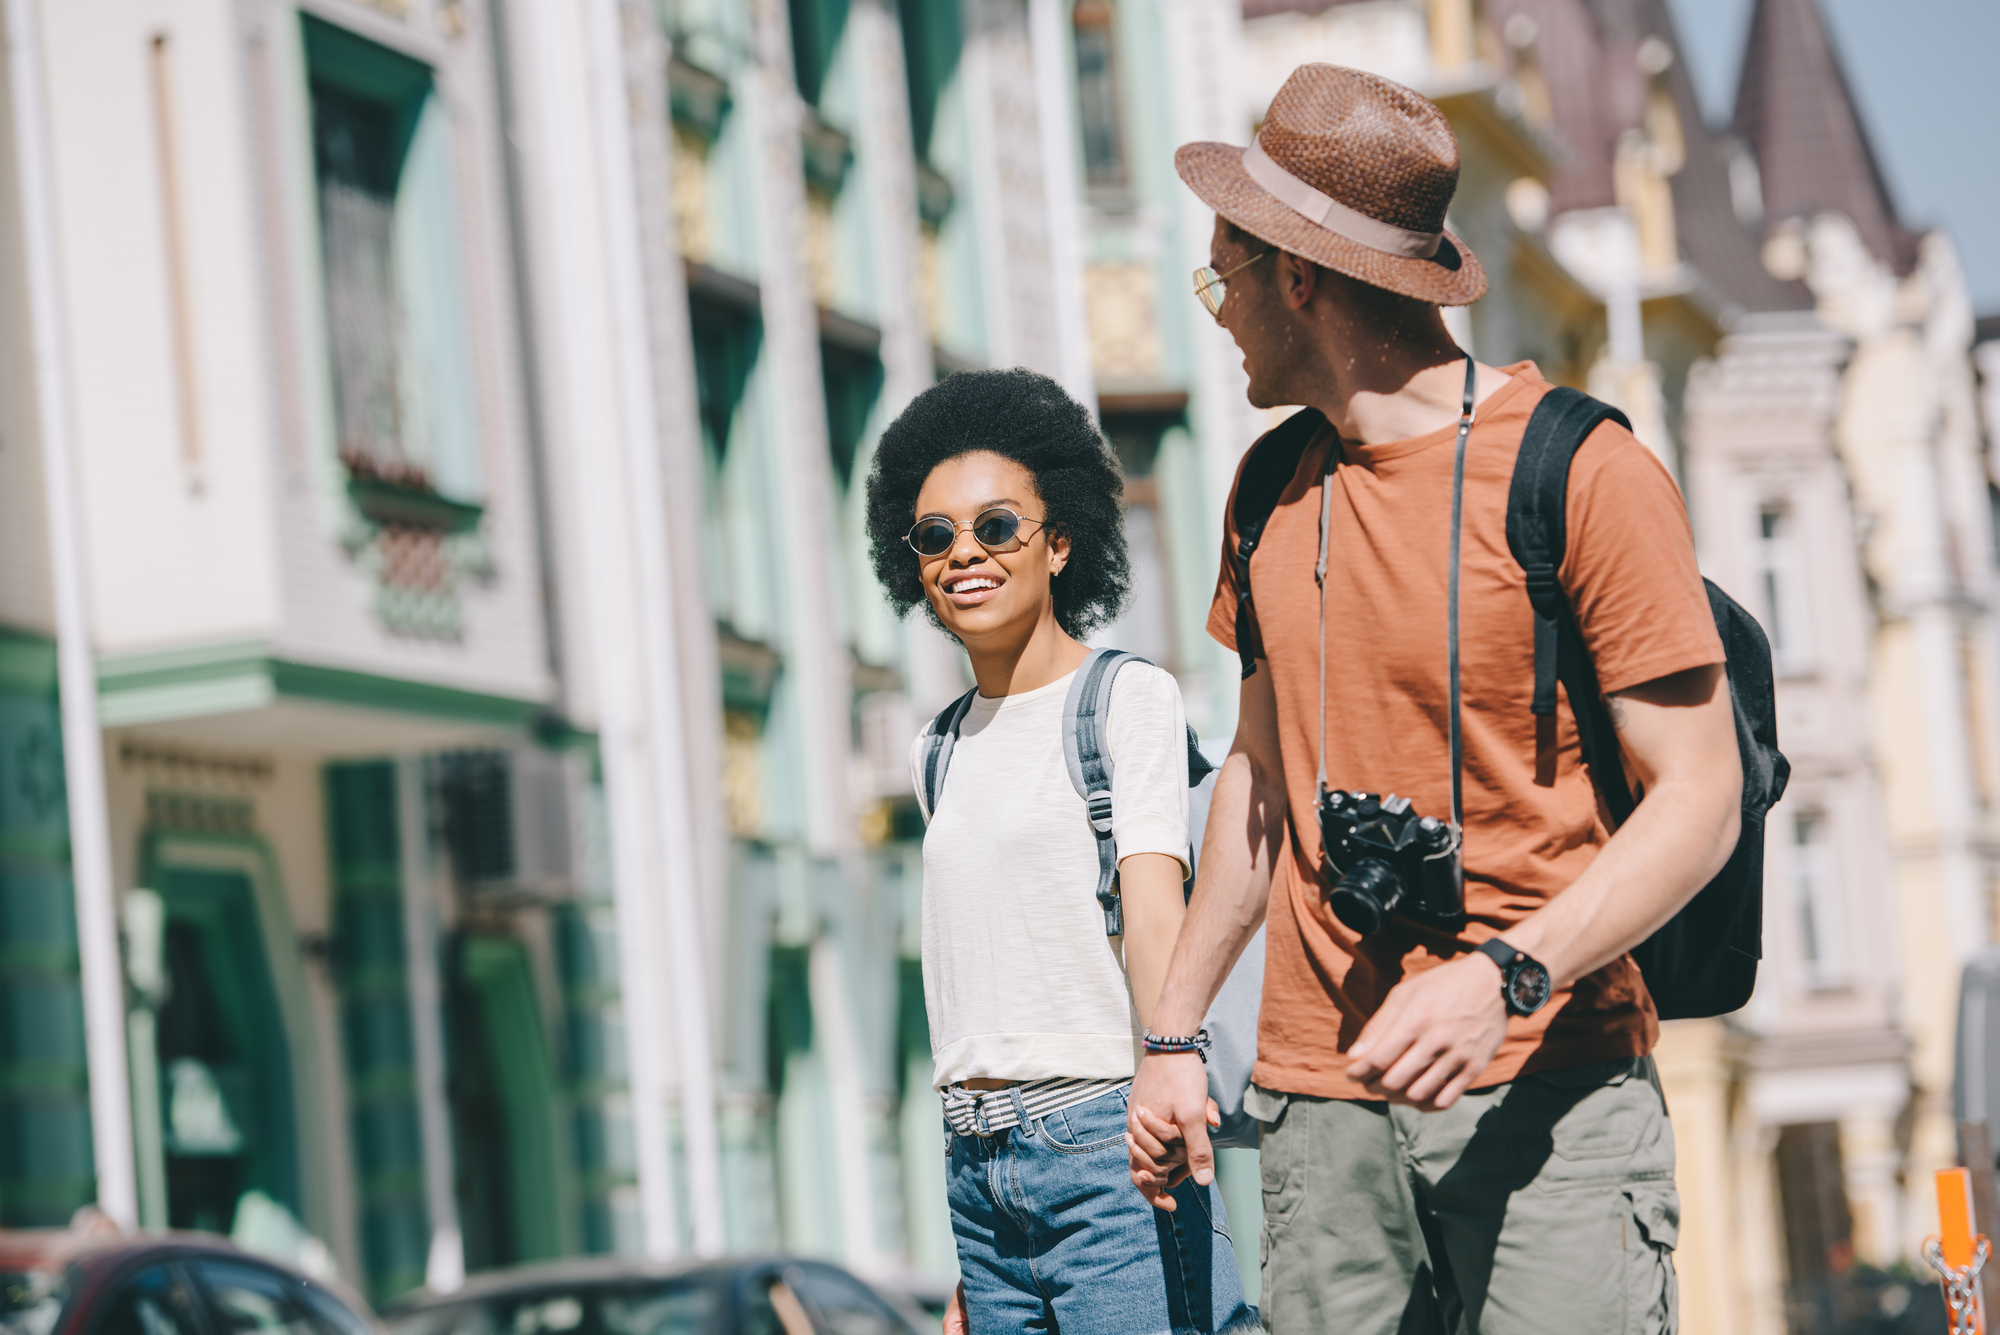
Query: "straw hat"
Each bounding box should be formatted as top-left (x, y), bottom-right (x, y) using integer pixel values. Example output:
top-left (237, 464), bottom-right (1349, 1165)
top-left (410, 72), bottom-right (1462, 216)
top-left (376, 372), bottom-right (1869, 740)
top-left (1176, 64), bottom-right (1487, 306)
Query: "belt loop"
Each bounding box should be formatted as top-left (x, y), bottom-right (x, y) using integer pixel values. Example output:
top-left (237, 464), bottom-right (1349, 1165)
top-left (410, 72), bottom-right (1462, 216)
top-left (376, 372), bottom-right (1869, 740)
top-left (1008, 1085), bottom-right (1031, 1132)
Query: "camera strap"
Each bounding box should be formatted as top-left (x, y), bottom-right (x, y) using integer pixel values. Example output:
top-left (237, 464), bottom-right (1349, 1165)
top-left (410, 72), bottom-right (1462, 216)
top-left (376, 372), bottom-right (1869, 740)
top-left (1447, 352), bottom-right (1476, 865)
top-left (1314, 353), bottom-right (1478, 846)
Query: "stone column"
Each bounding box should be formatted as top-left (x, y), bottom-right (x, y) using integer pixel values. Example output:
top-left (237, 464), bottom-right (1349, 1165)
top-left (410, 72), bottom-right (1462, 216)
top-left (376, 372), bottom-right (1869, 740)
top-left (1159, 0), bottom-right (1257, 733)
top-left (745, 0), bottom-right (879, 1267)
top-left (625, 0), bottom-right (735, 1026)
top-left (1652, 1019), bottom-right (1747, 1335)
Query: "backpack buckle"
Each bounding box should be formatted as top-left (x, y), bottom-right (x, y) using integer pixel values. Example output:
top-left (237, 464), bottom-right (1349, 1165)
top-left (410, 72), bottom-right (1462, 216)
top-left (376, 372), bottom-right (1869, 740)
top-left (1522, 565), bottom-right (1563, 618)
top-left (1086, 790), bottom-right (1114, 834)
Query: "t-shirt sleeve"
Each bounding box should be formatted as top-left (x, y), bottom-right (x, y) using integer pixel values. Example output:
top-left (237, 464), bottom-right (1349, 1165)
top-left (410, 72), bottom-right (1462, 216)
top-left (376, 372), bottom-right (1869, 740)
top-left (1561, 424), bottom-right (1724, 695)
top-left (1206, 478), bottom-right (1248, 653)
top-left (1106, 664), bottom-right (1192, 876)
top-left (909, 729), bottom-right (932, 823)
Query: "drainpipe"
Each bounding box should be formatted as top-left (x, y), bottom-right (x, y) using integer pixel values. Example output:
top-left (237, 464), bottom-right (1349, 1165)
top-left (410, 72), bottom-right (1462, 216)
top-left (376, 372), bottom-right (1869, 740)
top-left (581, 0), bottom-right (726, 1258)
top-left (503, 0), bottom-right (685, 1258)
top-left (4, 0), bottom-right (138, 1229)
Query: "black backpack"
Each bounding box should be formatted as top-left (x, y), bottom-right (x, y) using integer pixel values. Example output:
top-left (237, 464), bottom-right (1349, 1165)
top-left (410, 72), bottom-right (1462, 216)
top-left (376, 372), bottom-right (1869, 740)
top-left (1231, 390), bottom-right (1790, 1021)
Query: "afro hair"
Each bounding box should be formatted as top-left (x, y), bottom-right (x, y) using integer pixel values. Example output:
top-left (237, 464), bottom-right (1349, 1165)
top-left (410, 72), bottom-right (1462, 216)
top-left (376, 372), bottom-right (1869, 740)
top-left (864, 368), bottom-right (1130, 640)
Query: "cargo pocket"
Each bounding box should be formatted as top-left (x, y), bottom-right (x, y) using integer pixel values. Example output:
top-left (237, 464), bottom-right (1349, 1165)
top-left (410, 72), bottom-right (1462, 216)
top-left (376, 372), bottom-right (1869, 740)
top-left (1623, 1181), bottom-right (1679, 1335)
top-left (1259, 1098), bottom-right (1305, 1230)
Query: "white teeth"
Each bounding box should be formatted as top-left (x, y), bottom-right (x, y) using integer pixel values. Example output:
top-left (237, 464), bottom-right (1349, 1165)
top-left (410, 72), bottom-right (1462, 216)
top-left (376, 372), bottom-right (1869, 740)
top-left (951, 578), bottom-right (999, 593)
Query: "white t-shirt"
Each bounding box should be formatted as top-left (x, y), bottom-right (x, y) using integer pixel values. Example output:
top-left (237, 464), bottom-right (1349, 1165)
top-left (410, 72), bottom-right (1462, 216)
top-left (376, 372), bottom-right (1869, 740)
top-left (912, 663), bottom-right (1190, 1088)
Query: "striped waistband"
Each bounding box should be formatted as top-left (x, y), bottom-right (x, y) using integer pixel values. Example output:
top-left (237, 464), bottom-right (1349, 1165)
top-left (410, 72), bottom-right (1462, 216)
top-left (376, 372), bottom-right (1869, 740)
top-left (940, 1077), bottom-right (1129, 1137)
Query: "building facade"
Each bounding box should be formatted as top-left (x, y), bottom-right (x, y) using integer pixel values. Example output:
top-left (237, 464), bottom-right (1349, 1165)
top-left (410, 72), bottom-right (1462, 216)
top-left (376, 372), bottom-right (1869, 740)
top-left (0, 0), bottom-right (1098, 1302)
top-left (3, 0), bottom-right (1996, 1324)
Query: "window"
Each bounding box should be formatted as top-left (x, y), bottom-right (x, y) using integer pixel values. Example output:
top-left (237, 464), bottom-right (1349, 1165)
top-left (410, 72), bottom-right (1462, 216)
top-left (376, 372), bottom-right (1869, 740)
top-left (1773, 1123), bottom-right (1854, 1298)
top-left (788, 0), bottom-right (850, 108)
top-left (689, 289), bottom-right (764, 621)
top-left (186, 1262), bottom-right (316, 1335)
top-left (785, 1263), bottom-right (909, 1335)
top-left (1098, 409), bottom-right (1182, 669)
top-left (820, 342), bottom-right (883, 493)
top-left (1792, 814), bottom-right (1845, 988)
top-left (1072, 0), bottom-right (1126, 191)
top-left (0, 1268), bottom-right (69, 1335)
top-left (304, 16), bottom-right (481, 504)
top-left (1754, 505), bottom-right (1810, 672)
top-left (897, 0), bottom-right (961, 164)
top-left (295, 1287), bottom-right (371, 1335)
top-left (90, 1267), bottom-right (199, 1335)
top-left (305, 17), bottom-right (484, 638)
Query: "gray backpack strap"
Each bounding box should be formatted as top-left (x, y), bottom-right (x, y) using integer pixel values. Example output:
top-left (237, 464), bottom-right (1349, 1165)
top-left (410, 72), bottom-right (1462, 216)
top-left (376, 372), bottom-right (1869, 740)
top-left (917, 688), bottom-right (979, 822)
top-left (1062, 648), bottom-right (1147, 935)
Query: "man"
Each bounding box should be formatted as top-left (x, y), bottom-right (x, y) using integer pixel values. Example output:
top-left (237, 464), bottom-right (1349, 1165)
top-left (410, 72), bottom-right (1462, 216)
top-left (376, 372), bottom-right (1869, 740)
top-left (1125, 65), bottom-right (1742, 1333)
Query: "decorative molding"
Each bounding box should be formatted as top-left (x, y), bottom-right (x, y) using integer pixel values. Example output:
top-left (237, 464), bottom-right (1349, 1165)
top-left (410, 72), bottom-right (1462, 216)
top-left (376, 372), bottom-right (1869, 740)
top-left (96, 640), bottom-right (542, 730)
top-left (120, 739), bottom-right (276, 788)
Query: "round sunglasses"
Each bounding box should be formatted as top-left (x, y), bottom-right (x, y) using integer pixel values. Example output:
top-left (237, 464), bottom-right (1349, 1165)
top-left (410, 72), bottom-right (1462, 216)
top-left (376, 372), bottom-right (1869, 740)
top-left (905, 507), bottom-right (1046, 557)
top-left (1192, 247), bottom-right (1275, 319)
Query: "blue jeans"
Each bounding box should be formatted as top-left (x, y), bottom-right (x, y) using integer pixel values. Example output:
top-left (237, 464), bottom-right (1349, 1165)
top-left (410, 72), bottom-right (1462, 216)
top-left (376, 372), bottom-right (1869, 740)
top-left (945, 1084), bottom-right (1259, 1335)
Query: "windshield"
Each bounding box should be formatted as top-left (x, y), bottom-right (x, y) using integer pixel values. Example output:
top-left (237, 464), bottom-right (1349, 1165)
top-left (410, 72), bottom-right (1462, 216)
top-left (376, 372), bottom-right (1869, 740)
top-left (391, 1282), bottom-right (716, 1335)
top-left (0, 1268), bottom-right (72, 1335)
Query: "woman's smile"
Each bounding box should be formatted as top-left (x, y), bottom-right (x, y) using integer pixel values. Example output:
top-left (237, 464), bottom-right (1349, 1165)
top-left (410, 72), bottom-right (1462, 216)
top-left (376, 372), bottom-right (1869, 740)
top-left (941, 569), bottom-right (1007, 607)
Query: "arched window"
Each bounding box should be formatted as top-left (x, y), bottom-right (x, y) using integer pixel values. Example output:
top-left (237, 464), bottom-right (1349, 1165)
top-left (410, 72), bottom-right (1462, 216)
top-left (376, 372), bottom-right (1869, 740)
top-left (1072, 0), bottom-right (1126, 191)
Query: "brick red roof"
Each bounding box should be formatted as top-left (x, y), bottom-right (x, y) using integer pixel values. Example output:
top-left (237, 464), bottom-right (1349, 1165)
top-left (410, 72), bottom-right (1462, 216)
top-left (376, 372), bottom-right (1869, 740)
top-left (1733, 0), bottom-right (1922, 274)
top-left (1488, 0), bottom-right (1807, 310)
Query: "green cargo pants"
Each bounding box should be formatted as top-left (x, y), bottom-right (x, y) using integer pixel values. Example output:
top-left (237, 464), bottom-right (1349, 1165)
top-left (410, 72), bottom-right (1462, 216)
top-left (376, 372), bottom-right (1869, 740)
top-left (1251, 1056), bottom-right (1678, 1335)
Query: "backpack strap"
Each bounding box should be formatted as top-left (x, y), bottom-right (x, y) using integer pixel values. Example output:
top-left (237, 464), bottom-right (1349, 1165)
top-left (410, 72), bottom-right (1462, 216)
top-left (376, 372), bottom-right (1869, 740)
top-left (1062, 648), bottom-right (1146, 935)
top-left (1503, 387), bottom-right (1639, 826)
top-left (1230, 408), bottom-right (1329, 680)
top-left (1504, 388), bottom-right (1631, 717)
top-left (916, 687), bottom-right (979, 822)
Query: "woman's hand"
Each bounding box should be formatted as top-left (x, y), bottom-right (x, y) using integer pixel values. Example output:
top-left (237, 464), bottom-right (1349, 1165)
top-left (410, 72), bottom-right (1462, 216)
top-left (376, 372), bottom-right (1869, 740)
top-left (943, 1281), bottom-right (968, 1335)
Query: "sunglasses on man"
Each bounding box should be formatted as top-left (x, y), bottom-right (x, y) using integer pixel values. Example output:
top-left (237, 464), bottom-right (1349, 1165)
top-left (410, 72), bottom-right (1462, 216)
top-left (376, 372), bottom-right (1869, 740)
top-left (1192, 248), bottom-right (1275, 318)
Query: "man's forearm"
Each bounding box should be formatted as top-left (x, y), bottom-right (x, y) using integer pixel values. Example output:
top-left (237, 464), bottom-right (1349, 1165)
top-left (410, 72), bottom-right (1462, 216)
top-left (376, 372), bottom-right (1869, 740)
top-left (1503, 774), bottom-right (1739, 989)
top-left (1148, 749), bottom-right (1282, 1035)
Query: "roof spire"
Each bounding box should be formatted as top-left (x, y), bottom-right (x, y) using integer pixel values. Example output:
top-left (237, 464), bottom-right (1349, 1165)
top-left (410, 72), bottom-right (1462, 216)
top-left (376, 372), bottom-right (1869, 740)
top-left (1732, 0), bottom-right (1918, 273)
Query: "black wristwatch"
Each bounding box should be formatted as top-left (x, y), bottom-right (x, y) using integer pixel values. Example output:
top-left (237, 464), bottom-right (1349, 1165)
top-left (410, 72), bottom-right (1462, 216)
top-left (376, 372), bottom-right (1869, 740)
top-left (1474, 937), bottom-right (1552, 1017)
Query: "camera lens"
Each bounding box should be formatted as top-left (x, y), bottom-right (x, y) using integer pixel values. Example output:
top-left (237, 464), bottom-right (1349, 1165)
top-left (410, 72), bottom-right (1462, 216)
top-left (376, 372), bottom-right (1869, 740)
top-left (1328, 858), bottom-right (1403, 936)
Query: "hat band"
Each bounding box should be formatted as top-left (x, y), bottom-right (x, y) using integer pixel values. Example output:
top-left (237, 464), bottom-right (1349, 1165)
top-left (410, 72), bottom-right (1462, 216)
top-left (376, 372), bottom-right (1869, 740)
top-left (1241, 140), bottom-right (1445, 260)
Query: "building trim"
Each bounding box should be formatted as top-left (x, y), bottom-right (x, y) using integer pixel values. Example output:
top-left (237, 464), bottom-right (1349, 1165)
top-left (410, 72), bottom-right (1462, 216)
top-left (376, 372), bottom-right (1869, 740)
top-left (1429, 81), bottom-right (1557, 180)
top-left (1099, 390), bottom-right (1190, 416)
top-left (97, 640), bottom-right (544, 730)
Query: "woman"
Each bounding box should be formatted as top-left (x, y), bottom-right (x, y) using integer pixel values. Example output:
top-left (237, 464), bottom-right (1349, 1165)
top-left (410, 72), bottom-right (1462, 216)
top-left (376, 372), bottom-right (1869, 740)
top-left (865, 369), bottom-right (1255, 1335)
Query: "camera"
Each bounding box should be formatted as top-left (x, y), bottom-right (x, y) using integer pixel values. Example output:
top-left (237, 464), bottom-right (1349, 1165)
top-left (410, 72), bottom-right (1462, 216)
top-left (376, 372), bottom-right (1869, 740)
top-left (1317, 789), bottom-right (1464, 936)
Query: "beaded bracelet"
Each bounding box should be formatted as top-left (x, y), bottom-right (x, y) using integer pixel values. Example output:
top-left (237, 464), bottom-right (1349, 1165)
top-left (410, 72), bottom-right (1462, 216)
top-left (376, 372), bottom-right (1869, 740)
top-left (1141, 1028), bottom-right (1212, 1063)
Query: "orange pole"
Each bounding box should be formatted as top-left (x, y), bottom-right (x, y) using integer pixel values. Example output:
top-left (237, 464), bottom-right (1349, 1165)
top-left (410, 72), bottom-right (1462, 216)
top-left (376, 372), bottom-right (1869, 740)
top-left (1939, 1167), bottom-right (1988, 1333)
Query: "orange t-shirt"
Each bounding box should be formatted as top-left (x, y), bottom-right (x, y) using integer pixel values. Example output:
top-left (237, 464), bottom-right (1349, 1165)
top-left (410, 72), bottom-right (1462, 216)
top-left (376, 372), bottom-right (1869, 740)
top-left (1208, 363), bottom-right (1723, 1099)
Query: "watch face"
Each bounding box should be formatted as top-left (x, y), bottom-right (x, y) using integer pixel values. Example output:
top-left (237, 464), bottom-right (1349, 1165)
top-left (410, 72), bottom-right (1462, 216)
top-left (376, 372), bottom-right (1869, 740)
top-left (1507, 961), bottom-right (1552, 1015)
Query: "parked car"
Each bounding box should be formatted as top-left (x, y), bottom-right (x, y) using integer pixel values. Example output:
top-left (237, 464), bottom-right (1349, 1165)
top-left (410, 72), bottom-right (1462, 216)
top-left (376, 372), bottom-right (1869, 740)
top-left (385, 1257), bottom-right (925, 1335)
top-left (0, 1227), bottom-right (380, 1335)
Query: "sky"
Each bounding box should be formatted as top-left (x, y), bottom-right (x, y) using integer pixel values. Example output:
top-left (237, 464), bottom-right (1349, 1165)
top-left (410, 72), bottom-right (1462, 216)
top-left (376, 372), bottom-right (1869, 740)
top-left (1662, 0), bottom-right (2000, 316)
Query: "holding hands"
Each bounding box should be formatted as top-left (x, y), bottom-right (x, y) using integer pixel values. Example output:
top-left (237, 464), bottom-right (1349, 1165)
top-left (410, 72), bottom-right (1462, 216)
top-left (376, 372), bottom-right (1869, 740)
top-left (1126, 1054), bottom-right (1220, 1209)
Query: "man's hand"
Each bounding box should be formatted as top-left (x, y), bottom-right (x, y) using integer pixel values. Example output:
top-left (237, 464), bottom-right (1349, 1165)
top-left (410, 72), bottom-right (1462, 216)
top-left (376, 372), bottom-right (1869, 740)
top-left (1343, 951), bottom-right (1507, 1110)
top-left (1127, 1053), bottom-right (1218, 1208)
top-left (1343, 663), bottom-right (1741, 1109)
top-left (943, 1281), bottom-right (966, 1335)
